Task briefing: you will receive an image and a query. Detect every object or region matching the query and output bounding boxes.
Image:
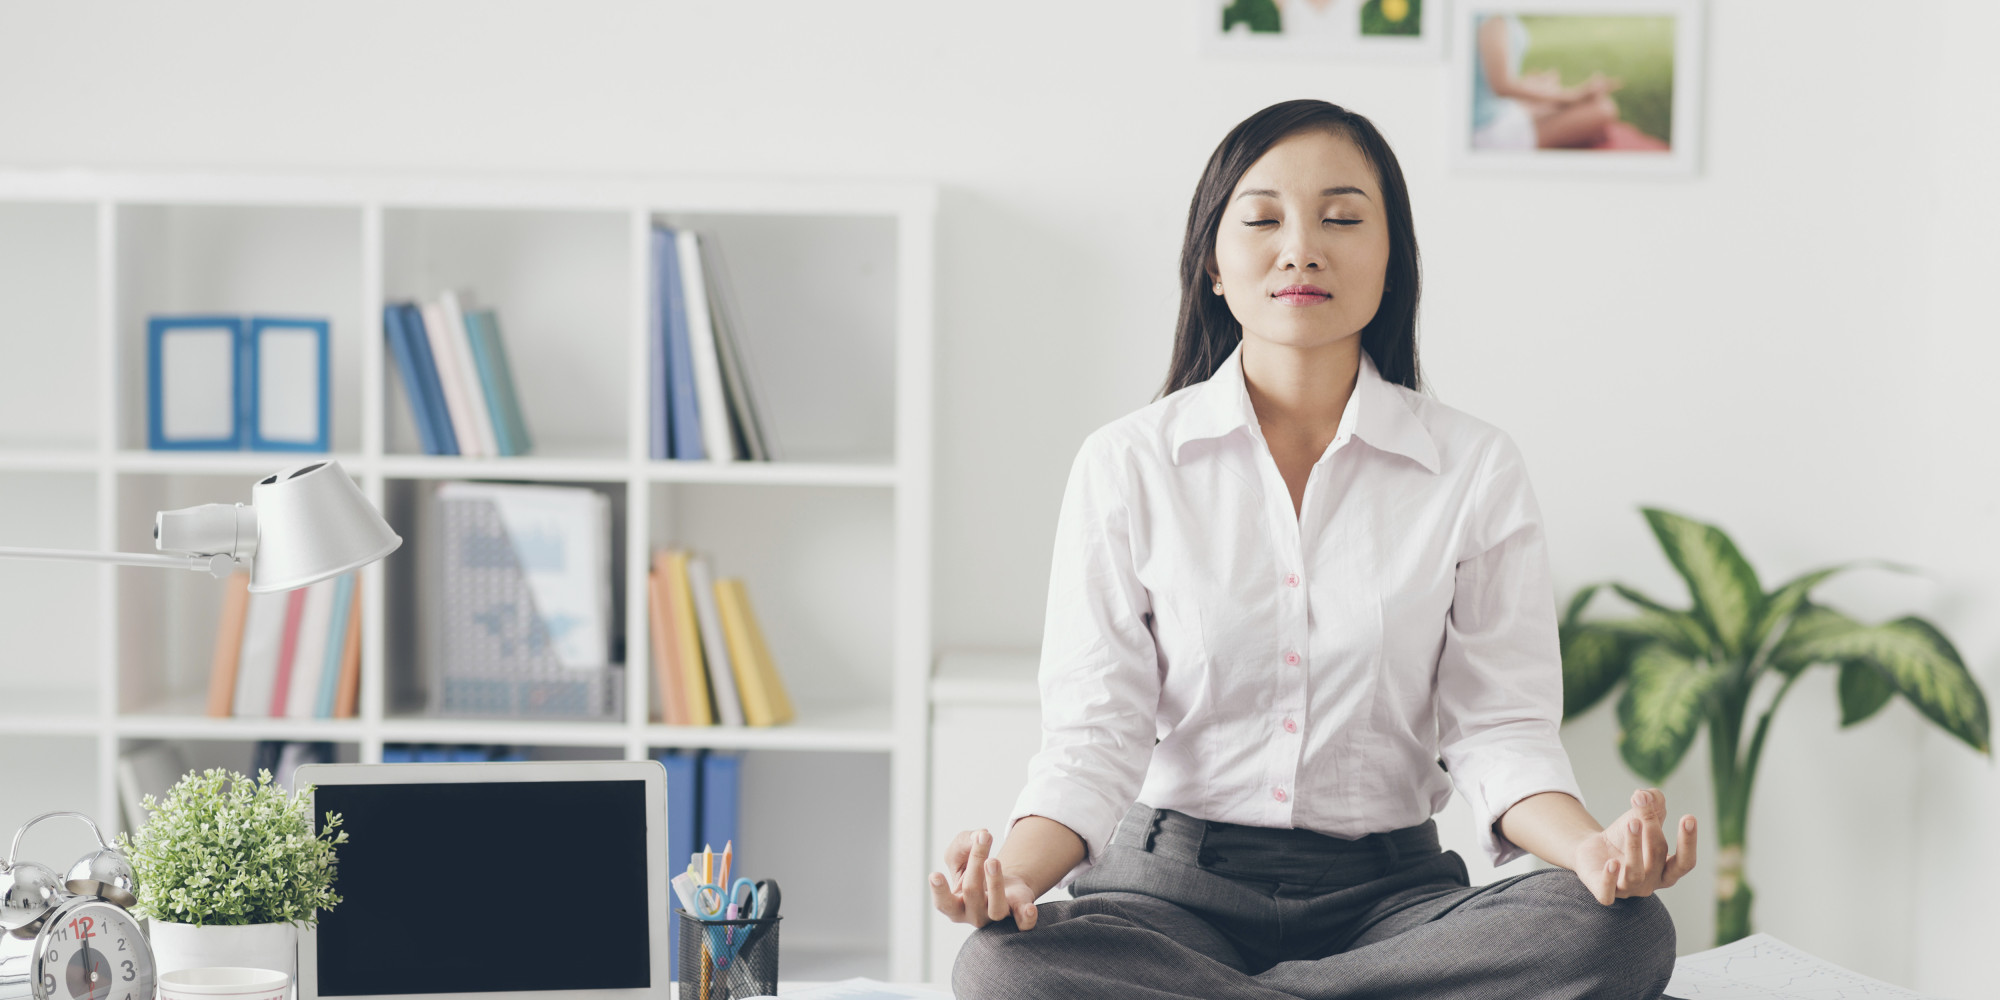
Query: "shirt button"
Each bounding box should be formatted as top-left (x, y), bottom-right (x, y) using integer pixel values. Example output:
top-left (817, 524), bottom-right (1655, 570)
top-left (1283, 717), bottom-right (1297, 734)
top-left (1285, 573), bottom-right (1300, 588)
top-left (1272, 787), bottom-right (1288, 803)
top-left (1283, 651), bottom-right (1300, 667)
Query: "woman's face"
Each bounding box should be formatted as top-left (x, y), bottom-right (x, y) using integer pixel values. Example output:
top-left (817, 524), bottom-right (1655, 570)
top-left (1209, 128), bottom-right (1391, 352)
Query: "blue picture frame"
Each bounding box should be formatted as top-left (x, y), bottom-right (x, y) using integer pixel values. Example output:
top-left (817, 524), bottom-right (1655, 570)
top-left (147, 315), bottom-right (245, 451)
top-left (246, 316), bottom-right (331, 452)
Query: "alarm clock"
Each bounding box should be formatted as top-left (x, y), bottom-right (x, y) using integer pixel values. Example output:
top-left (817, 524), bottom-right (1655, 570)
top-left (0, 812), bottom-right (156, 1000)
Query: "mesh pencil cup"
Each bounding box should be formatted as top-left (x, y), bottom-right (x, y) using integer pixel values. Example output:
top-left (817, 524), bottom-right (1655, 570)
top-left (677, 908), bottom-right (780, 1000)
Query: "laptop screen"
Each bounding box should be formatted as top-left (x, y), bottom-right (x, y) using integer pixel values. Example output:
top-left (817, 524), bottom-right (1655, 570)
top-left (313, 778), bottom-right (651, 994)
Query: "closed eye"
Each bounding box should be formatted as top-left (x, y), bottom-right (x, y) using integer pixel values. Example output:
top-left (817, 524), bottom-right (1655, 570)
top-left (1240, 219), bottom-right (1362, 227)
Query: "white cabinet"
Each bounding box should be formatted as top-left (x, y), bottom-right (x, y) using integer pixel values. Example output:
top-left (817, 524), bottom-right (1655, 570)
top-left (0, 169), bottom-right (936, 982)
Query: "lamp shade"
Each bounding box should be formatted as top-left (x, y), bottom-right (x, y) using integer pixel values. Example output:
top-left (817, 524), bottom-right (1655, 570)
top-left (248, 460), bottom-right (402, 593)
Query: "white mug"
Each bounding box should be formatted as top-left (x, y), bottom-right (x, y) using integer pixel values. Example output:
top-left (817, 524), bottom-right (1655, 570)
top-left (158, 966), bottom-right (293, 1000)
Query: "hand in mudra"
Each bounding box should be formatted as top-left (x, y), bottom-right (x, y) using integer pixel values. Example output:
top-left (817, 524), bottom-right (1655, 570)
top-left (1575, 788), bottom-right (1697, 905)
top-left (930, 828), bottom-right (1042, 930)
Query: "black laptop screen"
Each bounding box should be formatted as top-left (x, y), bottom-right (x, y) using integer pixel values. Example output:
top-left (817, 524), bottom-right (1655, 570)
top-left (313, 779), bottom-right (651, 995)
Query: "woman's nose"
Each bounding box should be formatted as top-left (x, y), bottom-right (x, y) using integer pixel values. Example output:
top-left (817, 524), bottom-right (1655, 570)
top-left (1277, 223), bottom-right (1326, 270)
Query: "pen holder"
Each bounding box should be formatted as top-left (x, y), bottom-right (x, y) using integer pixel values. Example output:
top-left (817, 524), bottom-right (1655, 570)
top-left (677, 909), bottom-right (780, 1000)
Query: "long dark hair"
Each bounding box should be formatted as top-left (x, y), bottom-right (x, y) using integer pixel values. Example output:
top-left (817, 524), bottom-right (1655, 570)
top-left (1158, 99), bottom-right (1423, 400)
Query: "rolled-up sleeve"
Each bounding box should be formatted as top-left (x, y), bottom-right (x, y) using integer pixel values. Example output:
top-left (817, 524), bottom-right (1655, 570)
top-left (1006, 431), bottom-right (1161, 891)
top-left (1436, 432), bottom-right (1585, 869)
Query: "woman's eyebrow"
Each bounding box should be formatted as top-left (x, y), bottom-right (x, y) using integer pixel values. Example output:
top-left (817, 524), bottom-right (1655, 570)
top-left (1233, 186), bottom-right (1372, 201)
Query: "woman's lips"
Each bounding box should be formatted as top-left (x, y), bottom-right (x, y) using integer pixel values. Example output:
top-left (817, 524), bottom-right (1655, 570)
top-left (1273, 285), bottom-right (1331, 306)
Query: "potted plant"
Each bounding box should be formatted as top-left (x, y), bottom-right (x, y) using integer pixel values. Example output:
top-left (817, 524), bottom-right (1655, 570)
top-left (1559, 508), bottom-right (1991, 946)
top-left (118, 767), bottom-right (347, 978)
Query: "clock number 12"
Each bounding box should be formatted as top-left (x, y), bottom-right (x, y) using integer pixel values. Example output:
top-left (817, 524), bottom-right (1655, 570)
top-left (68, 915), bottom-right (95, 939)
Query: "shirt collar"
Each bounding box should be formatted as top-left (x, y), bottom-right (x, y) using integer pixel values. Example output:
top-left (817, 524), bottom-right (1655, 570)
top-left (1167, 342), bottom-right (1441, 474)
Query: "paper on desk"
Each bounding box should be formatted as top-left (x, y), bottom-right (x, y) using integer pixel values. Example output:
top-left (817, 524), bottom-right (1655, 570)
top-left (739, 978), bottom-right (954, 1000)
top-left (1664, 933), bottom-right (1941, 999)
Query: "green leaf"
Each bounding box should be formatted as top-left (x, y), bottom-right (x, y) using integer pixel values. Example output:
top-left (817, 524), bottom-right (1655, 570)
top-left (1642, 508), bottom-right (1765, 659)
top-left (1784, 616), bottom-right (1992, 755)
top-left (1749, 561), bottom-right (1908, 655)
top-left (1616, 644), bottom-right (1722, 783)
top-left (1606, 585), bottom-right (1710, 657)
top-left (1562, 584), bottom-right (1602, 631)
top-left (1837, 660), bottom-right (1896, 727)
top-left (1767, 603), bottom-right (1867, 678)
top-left (1561, 622), bottom-right (1635, 719)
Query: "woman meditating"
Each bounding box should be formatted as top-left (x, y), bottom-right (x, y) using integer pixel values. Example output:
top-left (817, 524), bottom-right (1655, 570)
top-left (932, 99), bottom-right (1691, 999)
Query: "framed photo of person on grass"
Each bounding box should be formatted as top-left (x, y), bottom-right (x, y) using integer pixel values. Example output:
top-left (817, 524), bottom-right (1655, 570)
top-left (1201, 0), bottom-right (1446, 61)
top-left (1450, 0), bottom-right (1705, 175)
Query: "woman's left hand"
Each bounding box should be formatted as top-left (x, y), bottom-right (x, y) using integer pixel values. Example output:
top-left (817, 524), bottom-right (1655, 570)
top-left (1573, 788), bottom-right (1697, 905)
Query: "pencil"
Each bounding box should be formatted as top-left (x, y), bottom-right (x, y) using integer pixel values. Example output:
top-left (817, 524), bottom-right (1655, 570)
top-left (703, 844), bottom-right (713, 884)
top-left (720, 840), bottom-right (732, 886)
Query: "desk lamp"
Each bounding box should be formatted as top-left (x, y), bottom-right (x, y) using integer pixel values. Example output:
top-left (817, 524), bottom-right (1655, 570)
top-left (0, 459), bottom-right (401, 591)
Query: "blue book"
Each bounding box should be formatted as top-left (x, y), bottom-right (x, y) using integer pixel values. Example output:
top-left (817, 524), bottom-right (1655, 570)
top-left (447, 746), bottom-right (486, 762)
top-left (649, 228), bottom-right (672, 461)
top-left (400, 304), bottom-right (460, 455)
top-left (658, 228), bottom-right (705, 461)
top-left (314, 573), bottom-right (354, 718)
top-left (698, 749), bottom-right (740, 871)
top-left (659, 749), bottom-right (701, 981)
top-left (464, 309), bottom-right (533, 457)
top-left (384, 305), bottom-right (444, 455)
top-left (415, 745), bottom-right (449, 763)
top-left (381, 745), bottom-right (416, 763)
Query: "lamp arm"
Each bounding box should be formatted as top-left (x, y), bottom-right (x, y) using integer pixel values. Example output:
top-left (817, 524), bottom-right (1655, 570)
top-left (0, 546), bottom-right (236, 576)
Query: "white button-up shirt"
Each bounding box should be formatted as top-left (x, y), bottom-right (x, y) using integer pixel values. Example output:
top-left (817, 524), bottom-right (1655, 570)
top-left (1008, 342), bottom-right (1584, 889)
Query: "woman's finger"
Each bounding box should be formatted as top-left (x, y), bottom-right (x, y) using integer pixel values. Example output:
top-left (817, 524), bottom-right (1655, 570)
top-left (944, 830), bottom-right (973, 885)
top-left (1596, 860), bottom-right (1617, 905)
top-left (1012, 883), bottom-right (1040, 931)
top-left (986, 858), bottom-right (1011, 921)
top-left (1638, 814), bottom-right (1660, 882)
top-left (962, 830), bottom-right (991, 925)
top-left (1663, 815), bottom-right (1698, 885)
top-left (929, 871), bottom-right (963, 920)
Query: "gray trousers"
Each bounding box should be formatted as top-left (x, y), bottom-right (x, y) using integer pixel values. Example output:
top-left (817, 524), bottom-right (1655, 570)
top-left (954, 803), bottom-right (1676, 999)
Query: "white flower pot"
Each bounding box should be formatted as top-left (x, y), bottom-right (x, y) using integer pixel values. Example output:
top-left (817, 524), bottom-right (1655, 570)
top-left (147, 920), bottom-right (297, 984)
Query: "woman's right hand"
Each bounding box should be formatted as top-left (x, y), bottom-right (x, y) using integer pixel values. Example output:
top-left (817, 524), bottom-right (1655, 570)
top-left (929, 828), bottom-right (1042, 930)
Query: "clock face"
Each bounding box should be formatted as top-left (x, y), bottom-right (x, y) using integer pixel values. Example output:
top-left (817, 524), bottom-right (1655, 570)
top-left (30, 899), bottom-right (152, 1000)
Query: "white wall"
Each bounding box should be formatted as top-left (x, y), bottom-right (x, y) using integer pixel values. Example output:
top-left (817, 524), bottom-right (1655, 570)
top-left (3, 0), bottom-right (1993, 991)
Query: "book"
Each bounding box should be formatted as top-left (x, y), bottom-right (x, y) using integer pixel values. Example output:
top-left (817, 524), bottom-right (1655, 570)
top-left (1665, 932), bottom-right (1940, 998)
top-left (398, 304), bottom-right (459, 455)
top-left (700, 236), bottom-right (774, 462)
top-left (384, 304), bottom-right (448, 455)
top-left (675, 230), bottom-right (736, 462)
top-left (714, 577), bottom-right (795, 727)
top-left (206, 571), bottom-right (253, 717)
top-left (333, 575), bottom-right (363, 718)
top-left (660, 550), bottom-right (714, 726)
top-left (266, 586), bottom-right (311, 718)
top-left (648, 567), bottom-right (688, 725)
top-left (464, 308), bottom-right (533, 457)
top-left (116, 743), bottom-right (190, 834)
top-left (437, 290), bottom-right (500, 458)
top-left (233, 588), bottom-right (292, 717)
top-left (657, 749), bottom-right (700, 980)
top-left (314, 572), bottom-right (355, 718)
top-left (660, 228), bottom-right (705, 461)
top-left (685, 553), bottom-right (745, 726)
top-left (418, 299), bottom-right (486, 458)
top-left (648, 227), bottom-right (673, 461)
top-left (284, 578), bottom-right (338, 718)
top-left (698, 750), bottom-right (741, 874)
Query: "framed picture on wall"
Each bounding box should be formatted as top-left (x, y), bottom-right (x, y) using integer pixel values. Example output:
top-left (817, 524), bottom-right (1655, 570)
top-left (1200, 0), bottom-right (1446, 61)
top-left (1450, 0), bottom-right (1705, 175)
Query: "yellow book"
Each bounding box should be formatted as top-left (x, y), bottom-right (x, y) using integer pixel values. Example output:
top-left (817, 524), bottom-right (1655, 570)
top-left (660, 550), bottom-right (714, 726)
top-left (715, 577), bottom-right (795, 727)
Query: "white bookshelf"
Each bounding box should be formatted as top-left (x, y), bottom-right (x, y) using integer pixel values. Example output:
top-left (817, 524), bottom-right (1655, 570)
top-left (0, 169), bottom-right (936, 982)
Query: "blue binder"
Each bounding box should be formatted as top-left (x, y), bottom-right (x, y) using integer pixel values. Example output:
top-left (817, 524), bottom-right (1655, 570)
top-left (400, 304), bottom-right (459, 455)
top-left (659, 749), bottom-right (701, 981)
top-left (384, 305), bottom-right (445, 456)
top-left (658, 228), bottom-right (705, 461)
top-left (649, 228), bottom-right (673, 460)
top-left (698, 749), bottom-right (740, 865)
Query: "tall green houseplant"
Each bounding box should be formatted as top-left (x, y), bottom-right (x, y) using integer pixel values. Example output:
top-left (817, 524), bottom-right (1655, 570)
top-left (1560, 508), bottom-right (1991, 946)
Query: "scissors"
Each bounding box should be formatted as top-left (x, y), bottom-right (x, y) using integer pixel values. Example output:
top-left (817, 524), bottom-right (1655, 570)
top-left (693, 877), bottom-right (762, 969)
